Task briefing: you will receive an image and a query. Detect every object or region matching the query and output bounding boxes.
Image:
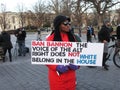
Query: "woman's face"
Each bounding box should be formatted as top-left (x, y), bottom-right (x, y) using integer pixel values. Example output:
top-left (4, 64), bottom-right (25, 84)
top-left (60, 20), bottom-right (71, 33)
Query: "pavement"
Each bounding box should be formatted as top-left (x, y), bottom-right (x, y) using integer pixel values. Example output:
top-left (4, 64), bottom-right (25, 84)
top-left (0, 31), bottom-right (120, 90)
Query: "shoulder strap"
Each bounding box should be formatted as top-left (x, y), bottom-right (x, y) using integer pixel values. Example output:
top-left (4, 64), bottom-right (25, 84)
top-left (73, 34), bottom-right (81, 42)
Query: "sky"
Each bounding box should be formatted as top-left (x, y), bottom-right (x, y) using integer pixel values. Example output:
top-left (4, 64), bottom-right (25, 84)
top-left (0, 0), bottom-right (45, 12)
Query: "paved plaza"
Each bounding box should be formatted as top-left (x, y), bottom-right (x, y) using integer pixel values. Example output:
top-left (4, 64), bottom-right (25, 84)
top-left (0, 31), bottom-right (120, 90)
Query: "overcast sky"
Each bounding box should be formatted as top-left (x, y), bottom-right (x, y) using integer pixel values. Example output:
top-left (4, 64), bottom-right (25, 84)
top-left (0, 0), bottom-right (119, 12)
top-left (0, 0), bottom-right (47, 12)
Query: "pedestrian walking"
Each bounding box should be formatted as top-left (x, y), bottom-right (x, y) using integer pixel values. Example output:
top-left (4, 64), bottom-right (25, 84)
top-left (46, 15), bottom-right (80, 90)
top-left (86, 26), bottom-right (92, 42)
top-left (37, 28), bottom-right (42, 41)
top-left (0, 31), bottom-right (13, 62)
top-left (98, 20), bottom-right (111, 70)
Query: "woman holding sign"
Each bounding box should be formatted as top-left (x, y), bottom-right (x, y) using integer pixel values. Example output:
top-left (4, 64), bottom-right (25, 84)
top-left (46, 15), bottom-right (80, 90)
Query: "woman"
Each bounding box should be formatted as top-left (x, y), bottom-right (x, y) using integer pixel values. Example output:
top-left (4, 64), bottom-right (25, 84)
top-left (46, 15), bottom-right (80, 90)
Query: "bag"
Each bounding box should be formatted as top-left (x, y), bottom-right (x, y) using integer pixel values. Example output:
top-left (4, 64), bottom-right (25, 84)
top-left (25, 47), bottom-right (29, 53)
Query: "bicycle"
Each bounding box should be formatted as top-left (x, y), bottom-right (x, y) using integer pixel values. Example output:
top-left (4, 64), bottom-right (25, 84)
top-left (107, 36), bottom-right (120, 68)
top-left (113, 39), bottom-right (120, 68)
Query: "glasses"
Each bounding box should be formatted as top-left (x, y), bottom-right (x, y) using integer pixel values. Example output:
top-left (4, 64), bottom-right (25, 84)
top-left (62, 22), bottom-right (71, 26)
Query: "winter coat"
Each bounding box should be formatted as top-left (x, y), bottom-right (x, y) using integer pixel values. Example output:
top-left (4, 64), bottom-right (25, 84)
top-left (14, 29), bottom-right (26, 41)
top-left (116, 25), bottom-right (120, 39)
top-left (46, 32), bottom-right (79, 90)
top-left (87, 27), bottom-right (92, 36)
top-left (0, 35), bottom-right (2, 46)
top-left (1, 31), bottom-right (13, 49)
top-left (98, 25), bottom-right (110, 42)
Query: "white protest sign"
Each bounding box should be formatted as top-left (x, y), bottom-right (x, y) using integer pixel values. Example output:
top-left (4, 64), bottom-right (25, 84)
top-left (31, 41), bottom-right (104, 66)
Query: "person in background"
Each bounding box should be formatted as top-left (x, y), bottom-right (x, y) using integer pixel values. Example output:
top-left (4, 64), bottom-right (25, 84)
top-left (86, 26), bottom-right (92, 42)
top-left (0, 31), bottom-right (13, 62)
top-left (98, 20), bottom-right (111, 70)
top-left (91, 26), bottom-right (96, 40)
top-left (37, 28), bottom-right (42, 41)
top-left (46, 15), bottom-right (80, 90)
top-left (14, 28), bottom-right (26, 56)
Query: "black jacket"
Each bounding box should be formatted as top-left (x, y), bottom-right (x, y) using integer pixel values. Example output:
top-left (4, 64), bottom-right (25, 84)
top-left (116, 26), bottom-right (120, 39)
top-left (0, 31), bottom-right (13, 49)
top-left (14, 29), bottom-right (26, 41)
top-left (0, 35), bottom-right (2, 46)
top-left (98, 25), bottom-right (110, 42)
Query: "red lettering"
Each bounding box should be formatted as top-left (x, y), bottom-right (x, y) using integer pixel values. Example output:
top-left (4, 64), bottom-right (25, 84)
top-left (32, 41), bottom-right (44, 46)
top-left (47, 41), bottom-right (72, 47)
top-left (68, 52), bottom-right (80, 57)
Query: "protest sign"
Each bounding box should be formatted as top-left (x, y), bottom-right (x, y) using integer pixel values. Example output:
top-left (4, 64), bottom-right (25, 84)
top-left (31, 41), bottom-right (104, 66)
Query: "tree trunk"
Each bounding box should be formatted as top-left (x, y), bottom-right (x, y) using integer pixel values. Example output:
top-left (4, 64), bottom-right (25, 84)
top-left (98, 14), bottom-right (103, 30)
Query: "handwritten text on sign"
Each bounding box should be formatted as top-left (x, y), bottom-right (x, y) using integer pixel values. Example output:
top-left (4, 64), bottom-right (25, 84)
top-left (31, 41), bottom-right (104, 66)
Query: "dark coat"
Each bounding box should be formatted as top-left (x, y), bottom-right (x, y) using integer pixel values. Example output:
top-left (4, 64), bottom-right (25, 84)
top-left (116, 25), bottom-right (120, 39)
top-left (0, 35), bottom-right (3, 46)
top-left (98, 25), bottom-right (110, 42)
top-left (1, 31), bottom-right (13, 49)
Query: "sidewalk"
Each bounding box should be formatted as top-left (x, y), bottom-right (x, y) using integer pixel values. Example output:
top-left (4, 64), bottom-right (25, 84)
top-left (0, 32), bottom-right (120, 90)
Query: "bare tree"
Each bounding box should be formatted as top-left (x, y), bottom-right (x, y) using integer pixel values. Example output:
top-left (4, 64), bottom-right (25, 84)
top-left (47, 0), bottom-right (91, 36)
top-left (48, 0), bottom-right (62, 15)
top-left (23, 10), bottom-right (34, 30)
top-left (68, 0), bottom-right (91, 36)
top-left (60, 0), bottom-right (73, 17)
top-left (48, 0), bottom-right (75, 17)
top-left (83, 0), bottom-right (120, 27)
top-left (17, 3), bottom-right (27, 28)
top-left (31, 0), bottom-right (47, 28)
top-left (0, 4), bottom-right (7, 31)
top-left (116, 8), bottom-right (120, 25)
